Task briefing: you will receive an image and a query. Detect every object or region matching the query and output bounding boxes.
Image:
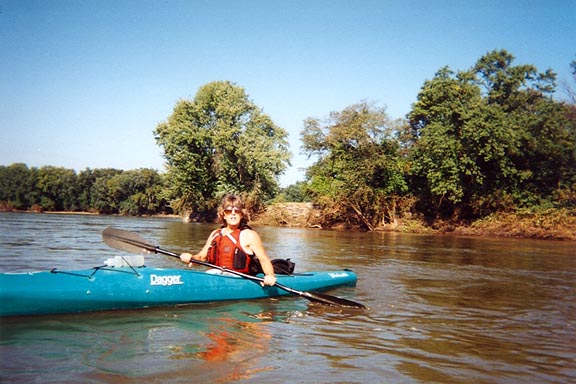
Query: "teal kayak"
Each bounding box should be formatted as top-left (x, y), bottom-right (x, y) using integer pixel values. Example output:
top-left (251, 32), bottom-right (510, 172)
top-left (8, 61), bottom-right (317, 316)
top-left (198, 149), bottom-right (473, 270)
top-left (0, 265), bottom-right (358, 316)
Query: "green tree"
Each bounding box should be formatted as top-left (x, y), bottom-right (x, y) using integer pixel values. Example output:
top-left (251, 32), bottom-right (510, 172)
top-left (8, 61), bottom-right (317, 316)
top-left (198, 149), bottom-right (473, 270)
top-left (108, 169), bottom-right (167, 215)
top-left (408, 67), bottom-right (483, 215)
top-left (277, 181), bottom-right (311, 203)
top-left (0, 163), bottom-right (38, 210)
top-left (89, 168), bottom-right (124, 214)
top-left (76, 168), bottom-right (100, 212)
top-left (554, 58), bottom-right (576, 208)
top-left (36, 166), bottom-right (78, 211)
top-left (408, 49), bottom-right (576, 218)
top-left (564, 58), bottom-right (576, 105)
top-left (155, 81), bottom-right (291, 218)
top-left (302, 102), bottom-right (408, 230)
top-left (470, 51), bottom-right (575, 209)
top-left (0, 164), bottom-right (169, 215)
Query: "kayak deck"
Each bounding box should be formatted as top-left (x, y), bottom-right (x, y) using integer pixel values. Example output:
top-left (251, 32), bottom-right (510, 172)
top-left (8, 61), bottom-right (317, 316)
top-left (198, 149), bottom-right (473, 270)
top-left (0, 266), bottom-right (358, 316)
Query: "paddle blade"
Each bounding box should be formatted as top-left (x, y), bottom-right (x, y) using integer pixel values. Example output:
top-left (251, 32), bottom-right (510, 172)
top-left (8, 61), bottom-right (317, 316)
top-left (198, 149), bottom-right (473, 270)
top-left (102, 227), bottom-right (157, 255)
top-left (302, 291), bottom-right (366, 309)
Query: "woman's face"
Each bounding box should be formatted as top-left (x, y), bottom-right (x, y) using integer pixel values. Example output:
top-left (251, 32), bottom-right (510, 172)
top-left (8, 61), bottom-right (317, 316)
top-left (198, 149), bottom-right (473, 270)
top-left (223, 205), bottom-right (242, 226)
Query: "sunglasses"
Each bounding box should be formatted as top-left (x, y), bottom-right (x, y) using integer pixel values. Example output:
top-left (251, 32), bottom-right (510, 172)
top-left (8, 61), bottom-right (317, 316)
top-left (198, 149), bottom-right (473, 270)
top-left (223, 206), bottom-right (242, 215)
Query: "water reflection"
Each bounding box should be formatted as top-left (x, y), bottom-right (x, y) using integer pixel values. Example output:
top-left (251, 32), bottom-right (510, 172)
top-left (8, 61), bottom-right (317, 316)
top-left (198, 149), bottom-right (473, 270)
top-left (1, 300), bottom-right (301, 383)
top-left (1, 213), bottom-right (575, 383)
top-left (150, 221), bottom-right (576, 382)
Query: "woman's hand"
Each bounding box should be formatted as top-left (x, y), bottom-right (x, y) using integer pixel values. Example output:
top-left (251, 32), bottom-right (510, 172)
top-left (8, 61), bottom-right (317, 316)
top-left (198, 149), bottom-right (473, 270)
top-left (180, 252), bottom-right (193, 263)
top-left (262, 274), bottom-right (277, 286)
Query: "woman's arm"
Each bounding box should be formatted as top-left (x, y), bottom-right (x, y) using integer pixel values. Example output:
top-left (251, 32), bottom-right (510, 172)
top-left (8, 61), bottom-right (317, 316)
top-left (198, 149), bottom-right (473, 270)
top-left (180, 229), bottom-right (217, 264)
top-left (241, 229), bottom-right (277, 286)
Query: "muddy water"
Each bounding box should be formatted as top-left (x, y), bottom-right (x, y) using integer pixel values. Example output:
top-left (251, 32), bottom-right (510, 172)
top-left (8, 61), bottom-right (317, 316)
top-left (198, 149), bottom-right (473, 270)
top-left (1, 212), bottom-right (574, 383)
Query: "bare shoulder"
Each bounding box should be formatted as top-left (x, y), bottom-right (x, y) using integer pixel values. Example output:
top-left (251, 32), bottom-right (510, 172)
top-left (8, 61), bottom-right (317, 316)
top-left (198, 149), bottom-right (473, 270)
top-left (241, 227), bottom-right (258, 236)
top-left (240, 228), bottom-right (262, 242)
top-left (205, 228), bottom-right (220, 243)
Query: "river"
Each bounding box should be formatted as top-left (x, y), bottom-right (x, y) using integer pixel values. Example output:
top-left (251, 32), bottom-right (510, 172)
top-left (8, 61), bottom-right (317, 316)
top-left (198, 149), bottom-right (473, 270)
top-left (0, 212), bottom-right (574, 383)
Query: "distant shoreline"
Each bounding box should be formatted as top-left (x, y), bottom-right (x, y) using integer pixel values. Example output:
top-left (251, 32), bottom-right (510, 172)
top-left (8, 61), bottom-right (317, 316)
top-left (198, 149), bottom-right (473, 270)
top-left (0, 209), bottom-right (181, 219)
top-left (2, 208), bottom-right (574, 241)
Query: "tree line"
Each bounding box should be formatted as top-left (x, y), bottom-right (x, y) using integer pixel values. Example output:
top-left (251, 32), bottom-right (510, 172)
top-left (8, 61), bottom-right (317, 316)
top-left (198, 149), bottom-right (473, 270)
top-left (300, 50), bottom-right (575, 229)
top-left (0, 165), bottom-right (170, 215)
top-left (1, 50), bottom-right (575, 230)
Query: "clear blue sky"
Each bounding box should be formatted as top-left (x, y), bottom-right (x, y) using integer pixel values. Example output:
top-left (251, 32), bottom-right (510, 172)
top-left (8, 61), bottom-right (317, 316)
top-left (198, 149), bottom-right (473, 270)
top-left (1, 0), bottom-right (574, 186)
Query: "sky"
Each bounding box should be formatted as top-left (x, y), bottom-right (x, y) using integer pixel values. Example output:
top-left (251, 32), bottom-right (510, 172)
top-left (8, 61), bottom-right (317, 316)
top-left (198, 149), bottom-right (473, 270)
top-left (1, 0), bottom-right (574, 187)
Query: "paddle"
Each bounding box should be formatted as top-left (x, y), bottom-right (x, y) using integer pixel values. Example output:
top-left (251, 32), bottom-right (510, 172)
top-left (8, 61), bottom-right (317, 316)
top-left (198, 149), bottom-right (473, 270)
top-left (102, 226), bottom-right (366, 308)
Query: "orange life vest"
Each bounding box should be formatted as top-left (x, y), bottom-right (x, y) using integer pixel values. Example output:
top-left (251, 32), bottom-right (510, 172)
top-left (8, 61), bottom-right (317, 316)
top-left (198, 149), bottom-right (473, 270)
top-left (207, 228), bottom-right (254, 274)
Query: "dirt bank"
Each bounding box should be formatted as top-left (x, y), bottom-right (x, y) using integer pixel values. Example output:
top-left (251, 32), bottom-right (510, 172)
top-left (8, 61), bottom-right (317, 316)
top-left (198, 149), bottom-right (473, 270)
top-left (253, 203), bottom-right (576, 241)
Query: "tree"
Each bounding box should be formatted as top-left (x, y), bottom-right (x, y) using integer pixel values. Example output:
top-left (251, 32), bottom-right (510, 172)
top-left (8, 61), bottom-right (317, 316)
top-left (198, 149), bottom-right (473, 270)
top-left (564, 58), bottom-right (576, 104)
top-left (0, 164), bottom-right (37, 210)
top-left (470, 50), bottom-right (575, 209)
top-left (408, 67), bottom-right (483, 215)
top-left (0, 164), bottom-right (170, 215)
top-left (277, 181), bottom-right (311, 203)
top-left (109, 169), bottom-right (166, 215)
top-left (76, 168), bottom-right (96, 212)
top-left (155, 81), bottom-right (291, 219)
top-left (36, 166), bottom-right (78, 211)
top-left (408, 49), bottom-right (576, 218)
top-left (89, 168), bottom-right (123, 214)
top-left (302, 102), bottom-right (408, 230)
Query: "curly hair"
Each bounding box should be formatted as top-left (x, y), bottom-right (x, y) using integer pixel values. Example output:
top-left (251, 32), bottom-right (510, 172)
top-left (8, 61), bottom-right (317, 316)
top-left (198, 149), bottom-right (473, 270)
top-left (217, 194), bottom-right (251, 228)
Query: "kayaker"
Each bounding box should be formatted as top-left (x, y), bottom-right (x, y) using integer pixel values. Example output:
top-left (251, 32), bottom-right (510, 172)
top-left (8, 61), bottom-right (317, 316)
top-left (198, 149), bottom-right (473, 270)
top-left (180, 194), bottom-right (277, 286)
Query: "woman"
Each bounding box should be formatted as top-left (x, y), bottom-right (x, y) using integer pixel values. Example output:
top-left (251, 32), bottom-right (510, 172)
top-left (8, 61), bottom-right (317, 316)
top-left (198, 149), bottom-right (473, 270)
top-left (180, 194), bottom-right (277, 286)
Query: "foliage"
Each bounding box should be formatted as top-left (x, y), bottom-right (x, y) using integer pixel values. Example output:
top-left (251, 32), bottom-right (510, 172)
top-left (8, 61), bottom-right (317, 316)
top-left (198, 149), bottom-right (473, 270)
top-left (2, 56), bottom-right (574, 233)
top-left (564, 57), bottom-right (576, 104)
top-left (0, 163), bottom-right (38, 210)
top-left (154, 81), bottom-right (291, 219)
top-left (301, 102), bottom-right (408, 230)
top-left (36, 166), bottom-right (79, 211)
top-left (0, 164), bottom-right (169, 215)
top-left (296, 50), bottom-right (574, 231)
top-left (407, 49), bottom-right (576, 219)
top-left (274, 181), bottom-right (312, 203)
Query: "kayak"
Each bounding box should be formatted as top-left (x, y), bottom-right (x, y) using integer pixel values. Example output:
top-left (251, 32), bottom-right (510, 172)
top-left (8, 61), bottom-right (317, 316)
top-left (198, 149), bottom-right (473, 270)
top-left (0, 264), bottom-right (359, 316)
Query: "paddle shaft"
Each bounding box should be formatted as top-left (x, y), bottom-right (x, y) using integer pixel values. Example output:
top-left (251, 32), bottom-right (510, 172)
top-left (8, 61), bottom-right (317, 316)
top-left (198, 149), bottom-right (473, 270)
top-left (152, 245), bottom-right (270, 284)
top-left (102, 227), bottom-right (366, 308)
top-left (151, 246), bottom-right (332, 298)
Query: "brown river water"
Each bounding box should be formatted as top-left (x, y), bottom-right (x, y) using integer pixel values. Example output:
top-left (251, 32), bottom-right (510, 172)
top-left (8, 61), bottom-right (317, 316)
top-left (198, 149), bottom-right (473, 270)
top-left (0, 212), bottom-right (575, 383)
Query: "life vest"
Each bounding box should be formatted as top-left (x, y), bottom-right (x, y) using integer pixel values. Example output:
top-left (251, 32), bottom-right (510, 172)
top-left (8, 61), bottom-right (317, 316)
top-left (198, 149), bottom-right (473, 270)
top-left (207, 228), bottom-right (253, 274)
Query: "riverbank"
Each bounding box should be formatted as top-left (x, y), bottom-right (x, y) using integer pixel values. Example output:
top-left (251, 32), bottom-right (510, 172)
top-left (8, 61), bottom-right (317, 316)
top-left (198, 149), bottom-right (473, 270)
top-left (451, 209), bottom-right (576, 241)
top-left (0, 209), bottom-right (181, 220)
top-left (252, 203), bottom-right (576, 241)
top-left (4, 205), bottom-right (575, 241)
